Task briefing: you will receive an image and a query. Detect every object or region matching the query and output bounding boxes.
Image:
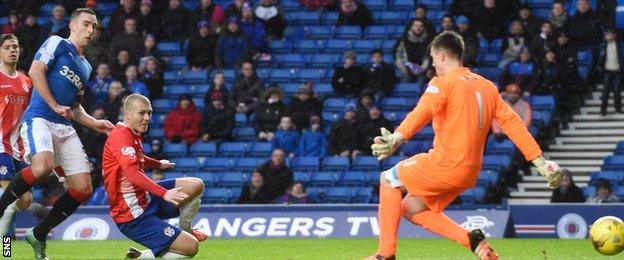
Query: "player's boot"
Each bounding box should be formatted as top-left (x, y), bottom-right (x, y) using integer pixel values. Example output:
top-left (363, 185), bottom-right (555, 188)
top-left (25, 228), bottom-right (49, 260)
top-left (125, 247), bottom-right (142, 259)
top-left (192, 229), bottom-right (208, 242)
top-left (364, 254), bottom-right (396, 260)
top-left (468, 229), bottom-right (499, 260)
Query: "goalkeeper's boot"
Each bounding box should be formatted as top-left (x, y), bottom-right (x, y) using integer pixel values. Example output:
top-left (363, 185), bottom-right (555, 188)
top-left (364, 254), bottom-right (395, 260)
top-left (192, 229), bottom-right (208, 242)
top-left (469, 229), bottom-right (498, 260)
top-left (125, 247), bottom-right (142, 259)
top-left (25, 228), bottom-right (49, 260)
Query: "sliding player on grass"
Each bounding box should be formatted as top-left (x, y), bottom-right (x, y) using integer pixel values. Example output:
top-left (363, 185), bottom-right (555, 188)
top-left (102, 94), bottom-right (207, 259)
top-left (367, 32), bottom-right (563, 260)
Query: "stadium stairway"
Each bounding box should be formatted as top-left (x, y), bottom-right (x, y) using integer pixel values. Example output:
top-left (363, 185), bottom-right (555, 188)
top-left (509, 85), bottom-right (624, 204)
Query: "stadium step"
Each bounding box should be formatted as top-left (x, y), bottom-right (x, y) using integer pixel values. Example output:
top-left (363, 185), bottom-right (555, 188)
top-left (548, 144), bottom-right (616, 151)
top-left (544, 151), bottom-right (613, 159)
top-left (509, 191), bottom-right (552, 197)
top-left (559, 129), bottom-right (624, 136)
top-left (518, 182), bottom-right (587, 193)
top-left (548, 159), bottom-right (603, 166)
top-left (568, 121), bottom-right (624, 130)
top-left (522, 175), bottom-right (590, 182)
top-left (507, 198), bottom-right (550, 204)
top-left (580, 107), bottom-right (620, 115)
top-left (573, 113), bottom-right (624, 121)
top-left (555, 136), bottom-right (624, 145)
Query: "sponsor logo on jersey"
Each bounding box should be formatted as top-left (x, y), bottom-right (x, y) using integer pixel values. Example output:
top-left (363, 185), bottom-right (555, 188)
top-left (121, 147), bottom-right (136, 159)
top-left (59, 65), bottom-right (83, 89)
top-left (556, 213), bottom-right (587, 239)
top-left (62, 218), bottom-right (110, 240)
top-left (425, 85), bottom-right (439, 94)
top-left (0, 85), bottom-right (11, 89)
top-left (164, 226), bottom-right (175, 237)
top-left (21, 84), bottom-right (29, 93)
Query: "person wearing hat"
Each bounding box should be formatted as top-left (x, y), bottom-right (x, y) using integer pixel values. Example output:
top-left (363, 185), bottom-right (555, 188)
top-left (456, 15), bottom-right (479, 66)
top-left (187, 20), bottom-right (218, 71)
top-left (164, 94), bottom-right (202, 144)
top-left (332, 50), bottom-right (366, 97)
top-left (240, 2), bottom-right (267, 51)
top-left (491, 83), bottom-right (532, 142)
top-left (588, 179), bottom-right (621, 203)
top-left (162, 0), bottom-right (192, 41)
top-left (329, 104), bottom-right (365, 159)
top-left (138, 0), bottom-right (160, 38)
top-left (517, 4), bottom-right (544, 39)
top-left (190, 0), bottom-right (226, 32)
top-left (356, 90), bottom-right (375, 121)
top-left (201, 94), bottom-right (234, 143)
top-left (216, 17), bottom-right (255, 68)
top-left (287, 85), bottom-right (322, 130)
top-left (255, 86), bottom-right (287, 141)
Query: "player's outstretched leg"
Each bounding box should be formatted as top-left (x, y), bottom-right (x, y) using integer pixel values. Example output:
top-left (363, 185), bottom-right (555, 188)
top-left (367, 169), bottom-right (403, 259)
top-left (0, 192), bottom-right (32, 235)
top-left (175, 177), bottom-right (206, 241)
top-left (0, 166), bottom-right (39, 218)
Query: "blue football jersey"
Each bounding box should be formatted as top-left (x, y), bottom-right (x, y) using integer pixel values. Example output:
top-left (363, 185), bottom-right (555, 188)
top-left (23, 36), bottom-right (92, 125)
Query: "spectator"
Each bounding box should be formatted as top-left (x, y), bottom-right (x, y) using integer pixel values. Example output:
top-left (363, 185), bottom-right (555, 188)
top-left (275, 182), bottom-right (309, 204)
top-left (329, 105), bottom-right (364, 158)
top-left (456, 15), bottom-right (479, 66)
top-left (295, 117), bottom-right (328, 157)
top-left (517, 4), bottom-right (544, 39)
top-left (201, 97), bottom-right (234, 143)
top-left (191, 0), bottom-right (226, 32)
top-left (530, 21), bottom-right (555, 59)
top-left (226, 0), bottom-right (245, 19)
top-left (40, 5), bottom-right (69, 39)
top-left (356, 91), bottom-right (375, 121)
top-left (491, 84), bottom-right (532, 141)
top-left (204, 72), bottom-right (230, 106)
top-left (230, 61), bottom-right (264, 114)
top-left (299, 0), bottom-right (334, 11)
top-left (86, 63), bottom-right (114, 109)
top-left (257, 149), bottom-right (294, 202)
top-left (404, 4), bottom-right (436, 37)
top-left (331, 51), bottom-right (366, 97)
top-left (99, 81), bottom-right (128, 123)
top-left (255, 86), bottom-right (287, 141)
top-left (599, 28), bottom-right (624, 116)
top-left (364, 49), bottom-right (396, 98)
top-left (111, 50), bottom-right (131, 81)
top-left (2, 11), bottom-right (20, 34)
top-left (288, 85), bottom-right (323, 130)
top-left (500, 21), bottom-right (529, 69)
top-left (474, 0), bottom-right (506, 40)
top-left (110, 18), bottom-right (144, 62)
top-left (141, 34), bottom-right (163, 65)
top-left (187, 21), bottom-right (218, 71)
top-left (216, 18), bottom-right (255, 68)
top-left (567, 0), bottom-right (603, 48)
top-left (237, 170), bottom-right (273, 204)
top-left (394, 19), bottom-right (432, 84)
top-left (124, 65), bottom-right (150, 98)
top-left (15, 13), bottom-right (42, 71)
top-left (550, 170), bottom-right (585, 203)
top-left (139, 56), bottom-right (164, 98)
top-left (439, 15), bottom-right (456, 34)
top-left (255, 0), bottom-right (286, 39)
top-left (84, 26), bottom-right (109, 68)
top-left (241, 3), bottom-right (266, 52)
top-left (77, 107), bottom-right (109, 161)
top-left (147, 139), bottom-right (168, 182)
top-left (553, 31), bottom-right (584, 110)
top-left (549, 1), bottom-right (569, 32)
top-left (164, 94), bottom-right (202, 145)
top-left (501, 47), bottom-right (536, 93)
top-left (533, 50), bottom-right (560, 95)
top-left (449, 0), bottom-right (479, 21)
top-left (337, 0), bottom-right (373, 29)
top-left (588, 179), bottom-right (621, 203)
top-left (161, 0), bottom-right (191, 41)
top-left (272, 116), bottom-right (301, 158)
top-left (361, 106), bottom-right (393, 155)
top-left (137, 0), bottom-right (160, 37)
top-left (110, 0), bottom-right (140, 37)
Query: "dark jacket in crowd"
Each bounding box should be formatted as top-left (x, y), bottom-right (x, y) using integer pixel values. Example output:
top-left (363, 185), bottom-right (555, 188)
top-left (216, 28), bottom-right (255, 68)
top-left (237, 183), bottom-right (274, 204)
top-left (257, 161), bottom-right (294, 201)
top-left (331, 65), bottom-right (366, 96)
top-left (141, 70), bottom-right (165, 99)
top-left (14, 22), bottom-right (41, 71)
top-left (254, 0), bottom-right (286, 39)
top-left (190, 2), bottom-right (226, 31)
top-left (164, 98), bottom-right (202, 144)
top-left (109, 5), bottom-right (140, 37)
top-left (329, 118), bottom-right (365, 154)
top-left (85, 36), bottom-right (110, 69)
top-left (137, 10), bottom-right (161, 37)
top-left (240, 18), bottom-right (266, 51)
top-left (187, 33), bottom-right (218, 69)
top-left (460, 28), bottom-right (480, 66)
top-left (533, 58), bottom-right (560, 94)
top-left (337, 2), bottom-right (373, 28)
top-left (204, 85), bottom-right (230, 107)
top-left (295, 129), bottom-right (328, 157)
top-left (109, 32), bottom-right (144, 62)
top-left (201, 106), bottom-right (234, 141)
top-left (230, 75), bottom-right (264, 106)
top-left (474, 4), bottom-right (507, 40)
top-left (566, 8), bottom-right (603, 47)
top-left (287, 97), bottom-right (323, 130)
top-left (364, 61), bottom-right (397, 95)
top-left (254, 101), bottom-right (287, 133)
top-left (550, 185), bottom-right (586, 203)
top-left (530, 33), bottom-right (556, 59)
top-left (361, 115), bottom-right (393, 155)
top-left (110, 60), bottom-right (130, 82)
top-left (161, 4), bottom-right (191, 41)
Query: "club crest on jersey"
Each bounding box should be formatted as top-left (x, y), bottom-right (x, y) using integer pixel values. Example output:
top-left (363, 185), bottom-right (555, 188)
top-left (164, 227), bottom-right (175, 237)
top-left (0, 166), bottom-right (7, 176)
top-left (22, 84), bottom-right (29, 93)
top-left (121, 147), bottom-right (136, 158)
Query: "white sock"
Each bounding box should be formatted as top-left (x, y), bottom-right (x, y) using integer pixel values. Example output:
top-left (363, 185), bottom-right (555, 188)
top-left (138, 249), bottom-right (155, 259)
top-left (179, 194), bottom-right (201, 232)
top-left (0, 201), bottom-right (18, 236)
top-left (161, 251), bottom-right (190, 259)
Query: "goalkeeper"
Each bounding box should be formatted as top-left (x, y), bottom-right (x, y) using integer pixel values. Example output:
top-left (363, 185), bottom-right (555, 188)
top-left (366, 32), bottom-right (562, 260)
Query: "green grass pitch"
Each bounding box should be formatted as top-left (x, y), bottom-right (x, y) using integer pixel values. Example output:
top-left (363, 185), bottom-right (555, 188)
top-left (7, 238), bottom-right (606, 259)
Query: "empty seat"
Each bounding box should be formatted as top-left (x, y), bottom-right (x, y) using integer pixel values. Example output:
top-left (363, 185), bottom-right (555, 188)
top-left (235, 113), bottom-right (247, 127)
top-left (583, 186), bottom-right (596, 198)
top-left (152, 99), bottom-right (175, 113)
top-left (382, 156), bottom-right (407, 170)
top-left (306, 26), bottom-right (333, 39)
top-left (364, 26), bottom-right (389, 39)
top-left (367, 171), bottom-right (380, 185)
top-left (168, 56), bottom-right (187, 70)
top-left (322, 156), bottom-right (350, 172)
top-left (339, 171), bottom-right (368, 186)
top-left (323, 98), bottom-right (350, 112)
top-left (203, 157), bottom-right (231, 171)
top-left (334, 26), bottom-right (362, 39)
top-left (382, 97), bottom-right (412, 111)
top-left (173, 157), bottom-right (201, 172)
top-left (183, 71), bottom-right (209, 84)
top-left (189, 142), bottom-right (218, 157)
top-left (322, 12), bottom-right (339, 25)
top-left (147, 128), bottom-right (165, 140)
top-left (391, 0), bottom-right (417, 9)
top-left (352, 40), bottom-right (380, 53)
top-left (268, 39), bottom-right (292, 54)
top-left (314, 83), bottom-right (333, 96)
top-left (217, 172), bottom-right (248, 188)
top-left (196, 173), bottom-right (217, 187)
top-left (364, 0), bottom-right (386, 10)
top-left (296, 69), bottom-right (326, 83)
top-left (309, 54), bottom-right (340, 68)
top-left (485, 136), bottom-right (516, 155)
top-left (276, 54), bottom-right (306, 68)
top-left (291, 156), bottom-right (320, 172)
top-left (295, 40), bottom-right (319, 53)
top-left (460, 188), bottom-right (476, 204)
top-left (479, 170), bottom-right (500, 187)
top-left (478, 52), bottom-right (502, 66)
top-left (377, 11), bottom-right (408, 25)
top-left (290, 11), bottom-right (320, 25)
top-left (269, 69), bottom-right (293, 83)
top-left (157, 42), bottom-right (181, 56)
top-left (294, 172), bottom-right (312, 184)
top-left (414, 125), bottom-right (434, 140)
top-left (482, 154), bottom-right (512, 172)
top-left (163, 142), bottom-right (187, 157)
top-left (392, 83), bottom-right (421, 97)
top-left (324, 187), bottom-right (356, 203)
top-left (234, 127), bottom-right (257, 141)
top-left (323, 40), bottom-right (351, 54)
top-left (398, 140), bottom-right (431, 156)
top-left (352, 156), bottom-right (380, 171)
top-left (202, 188), bottom-right (230, 204)
top-left (354, 187), bottom-right (373, 203)
top-left (163, 85), bottom-right (191, 99)
top-left (248, 142), bottom-right (272, 157)
top-left (233, 158), bottom-right (265, 172)
top-left (589, 171), bottom-right (624, 186)
top-left (309, 172), bottom-right (340, 187)
top-left (529, 95), bottom-right (555, 111)
top-left (218, 142), bottom-right (247, 157)
top-left (577, 50), bottom-right (592, 66)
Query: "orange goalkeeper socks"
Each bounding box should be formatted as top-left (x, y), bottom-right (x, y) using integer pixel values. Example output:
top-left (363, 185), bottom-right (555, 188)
top-left (410, 210), bottom-right (471, 249)
top-left (377, 186), bottom-right (402, 257)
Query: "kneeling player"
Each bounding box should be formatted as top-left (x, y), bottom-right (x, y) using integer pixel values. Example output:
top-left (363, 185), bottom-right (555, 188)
top-left (102, 94), bottom-right (207, 258)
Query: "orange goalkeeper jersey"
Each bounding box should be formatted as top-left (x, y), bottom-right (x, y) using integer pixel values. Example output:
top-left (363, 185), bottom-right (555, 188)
top-left (395, 67), bottom-right (542, 187)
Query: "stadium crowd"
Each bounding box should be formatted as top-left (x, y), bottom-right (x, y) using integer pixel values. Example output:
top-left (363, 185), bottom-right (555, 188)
top-left (2, 0), bottom-right (621, 205)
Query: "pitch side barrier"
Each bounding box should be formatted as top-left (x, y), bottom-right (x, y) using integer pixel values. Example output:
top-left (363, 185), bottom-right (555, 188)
top-left (12, 204), bottom-right (623, 240)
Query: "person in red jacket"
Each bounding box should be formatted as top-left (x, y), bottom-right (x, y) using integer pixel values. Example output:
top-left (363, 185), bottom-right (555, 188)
top-left (164, 94), bottom-right (202, 145)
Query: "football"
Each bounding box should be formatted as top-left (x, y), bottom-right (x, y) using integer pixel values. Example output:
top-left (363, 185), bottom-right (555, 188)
top-left (589, 216), bottom-right (624, 256)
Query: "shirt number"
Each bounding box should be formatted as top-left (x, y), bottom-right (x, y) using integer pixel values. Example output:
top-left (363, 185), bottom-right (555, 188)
top-left (475, 91), bottom-right (484, 129)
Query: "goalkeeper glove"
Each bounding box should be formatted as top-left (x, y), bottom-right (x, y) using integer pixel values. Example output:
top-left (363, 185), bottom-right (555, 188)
top-left (532, 156), bottom-right (563, 189)
top-left (371, 127), bottom-right (405, 161)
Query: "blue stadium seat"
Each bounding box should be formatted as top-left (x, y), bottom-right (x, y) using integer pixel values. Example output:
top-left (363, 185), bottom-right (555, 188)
top-left (377, 11), bottom-right (408, 25)
top-left (478, 52), bottom-right (502, 66)
top-left (142, 143), bottom-right (152, 154)
top-left (296, 69), bottom-right (326, 83)
top-left (583, 186), bottom-right (596, 198)
top-left (414, 125), bottom-right (434, 140)
top-left (40, 4), bottom-right (56, 16)
top-left (352, 40), bottom-right (380, 53)
top-left (295, 40), bottom-right (320, 53)
top-left (383, 111), bottom-right (408, 124)
top-left (322, 111), bottom-right (341, 123)
top-left (474, 185), bottom-right (488, 203)
top-left (306, 187), bottom-right (325, 202)
top-left (281, 83), bottom-right (300, 97)
top-left (381, 40), bottom-right (395, 53)
top-left (157, 42), bottom-right (182, 56)
top-left (95, 3), bottom-right (118, 16)
top-left (382, 97), bottom-right (411, 111)
top-left (168, 56), bottom-right (187, 70)
top-left (366, 171), bottom-right (380, 185)
top-left (163, 142), bottom-right (187, 157)
top-left (291, 156), bottom-right (320, 172)
top-left (306, 26), bottom-right (333, 39)
top-left (354, 187), bottom-right (373, 203)
top-left (460, 188), bottom-right (476, 204)
top-left (248, 142), bottom-right (272, 157)
top-left (314, 83), bottom-right (333, 96)
top-left (529, 95), bottom-right (555, 111)
top-left (229, 188), bottom-right (243, 203)
top-left (276, 54), bottom-right (306, 68)
top-left (292, 11), bottom-right (321, 25)
top-left (233, 158), bottom-right (265, 172)
top-left (576, 50), bottom-right (592, 66)
top-left (578, 65), bottom-right (590, 80)
top-left (309, 54), bottom-right (340, 68)
top-left (294, 172), bottom-right (312, 184)
top-left (471, 67), bottom-right (501, 82)
top-left (616, 141), bottom-right (624, 155)
top-left (322, 12), bottom-right (340, 25)
top-left (148, 128), bottom-right (165, 140)
top-left (615, 186), bottom-right (624, 200)
top-left (217, 172), bottom-right (248, 188)
top-left (482, 170), bottom-right (500, 186)
top-left (218, 142), bottom-right (247, 157)
top-left (165, 172), bottom-right (185, 179)
top-left (152, 99), bottom-right (175, 113)
top-left (173, 157), bottom-right (201, 172)
top-left (391, 0), bottom-right (416, 9)
top-left (203, 188), bottom-right (230, 203)
top-left (339, 171), bottom-right (367, 186)
top-left (335, 26), bottom-right (362, 39)
top-left (203, 157), bottom-right (232, 171)
top-left (392, 83), bottom-right (422, 97)
top-left (323, 39), bottom-right (351, 54)
top-left (510, 62), bottom-right (534, 76)
top-left (352, 156), bottom-right (380, 171)
top-left (234, 127), bottom-right (257, 141)
top-left (88, 187), bottom-right (109, 206)
top-left (398, 140), bottom-right (429, 156)
top-left (269, 69), bottom-right (293, 83)
top-left (183, 0), bottom-right (199, 9)
top-left (282, 0), bottom-right (300, 11)
top-left (589, 171), bottom-right (624, 186)
top-left (268, 39), bottom-right (292, 54)
top-left (309, 172), bottom-right (340, 187)
top-left (531, 110), bottom-right (553, 129)
top-left (364, 26), bottom-right (389, 39)
top-left (323, 98), bottom-right (350, 112)
top-left (235, 113), bottom-right (247, 127)
top-left (322, 156), bottom-right (350, 172)
top-left (197, 173), bottom-right (217, 187)
top-left (183, 71), bottom-right (208, 84)
top-left (382, 156), bottom-right (407, 170)
top-left (189, 142), bottom-right (217, 157)
top-left (163, 85), bottom-right (191, 99)
top-left (489, 38), bottom-right (503, 53)
top-left (364, 0), bottom-right (386, 10)
top-left (325, 187), bottom-right (356, 203)
top-left (485, 136), bottom-right (516, 155)
top-left (256, 68), bottom-right (271, 79)
top-left (482, 154), bottom-right (512, 172)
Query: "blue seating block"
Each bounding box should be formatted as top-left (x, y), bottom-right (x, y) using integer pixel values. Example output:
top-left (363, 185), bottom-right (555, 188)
top-left (309, 172), bottom-right (340, 187)
top-left (352, 156), bottom-right (380, 171)
top-left (291, 156), bottom-right (320, 172)
top-left (203, 158), bottom-right (231, 171)
top-left (322, 156), bottom-right (350, 172)
top-left (248, 142), bottom-right (273, 157)
top-left (173, 158), bottom-right (201, 172)
top-left (218, 142), bottom-right (247, 157)
top-left (163, 142), bottom-right (187, 157)
top-left (203, 188), bottom-right (230, 204)
top-left (189, 142), bottom-right (218, 157)
top-left (339, 171), bottom-right (368, 186)
top-left (325, 187), bottom-right (356, 203)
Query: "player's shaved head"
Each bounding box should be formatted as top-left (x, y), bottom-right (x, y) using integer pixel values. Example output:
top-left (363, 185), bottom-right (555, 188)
top-left (123, 94), bottom-right (152, 134)
top-left (124, 94), bottom-right (151, 112)
top-left (430, 31), bottom-right (464, 61)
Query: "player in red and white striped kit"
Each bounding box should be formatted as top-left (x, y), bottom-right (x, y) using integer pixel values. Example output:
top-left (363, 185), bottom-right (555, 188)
top-left (102, 94), bottom-right (207, 258)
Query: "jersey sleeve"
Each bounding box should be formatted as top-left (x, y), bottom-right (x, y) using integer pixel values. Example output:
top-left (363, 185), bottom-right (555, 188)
top-left (34, 36), bottom-right (64, 66)
top-left (493, 92), bottom-right (543, 161)
top-left (395, 77), bottom-right (448, 140)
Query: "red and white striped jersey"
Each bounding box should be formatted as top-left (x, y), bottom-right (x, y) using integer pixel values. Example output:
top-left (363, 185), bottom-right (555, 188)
top-left (0, 70), bottom-right (32, 159)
